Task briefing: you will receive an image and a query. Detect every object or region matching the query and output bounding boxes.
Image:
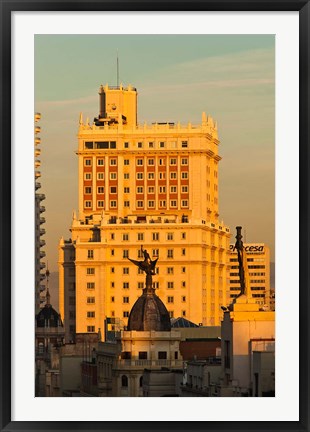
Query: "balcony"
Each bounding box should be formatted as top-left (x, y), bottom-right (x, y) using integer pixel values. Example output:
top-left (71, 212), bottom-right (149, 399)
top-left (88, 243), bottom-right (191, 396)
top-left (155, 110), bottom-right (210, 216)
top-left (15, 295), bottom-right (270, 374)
top-left (40, 228), bottom-right (46, 236)
top-left (40, 239), bottom-right (46, 247)
top-left (39, 206), bottom-right (45, 213)
top-left (35, 182), bottom-right (41, 190)
top-left (40, 217), bottom-right (46, 224)
top-left (40, 250), bottom-right (46, 258)
top-left (35, 160), bottom-right (41, 168)
top-left (37, 193), bottom-right (45, 201)
top-left (40, 262), bottom-right (46, 270)
top-left (118, 359), bottom-right (183, 368)
top-left (35, 171), bottom-right (41, 179)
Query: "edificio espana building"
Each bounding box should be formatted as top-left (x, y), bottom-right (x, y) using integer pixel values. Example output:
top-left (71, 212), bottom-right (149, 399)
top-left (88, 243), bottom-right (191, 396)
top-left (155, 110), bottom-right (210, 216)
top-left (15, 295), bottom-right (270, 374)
top-left (59, 83), bottom-right (231, 341)
top-left (228, 243), bottom-right (271, 309)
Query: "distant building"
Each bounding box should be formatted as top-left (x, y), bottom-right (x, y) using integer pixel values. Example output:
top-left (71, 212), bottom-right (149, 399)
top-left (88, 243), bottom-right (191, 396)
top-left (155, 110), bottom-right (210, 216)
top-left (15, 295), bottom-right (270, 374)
top-left (35, 113), bottom-right (47, 312)
top-left (59, 82), bottom-right (231, 340)
top-left (229, 243), bottom-right (271, 309)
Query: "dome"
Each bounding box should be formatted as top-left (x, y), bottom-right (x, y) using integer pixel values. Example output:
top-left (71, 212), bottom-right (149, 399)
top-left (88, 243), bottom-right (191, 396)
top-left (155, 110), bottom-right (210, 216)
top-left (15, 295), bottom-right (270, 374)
top-left (127, 288), bottom-right (171, 331)
top-left (36, 304), bottom-right (63, 328)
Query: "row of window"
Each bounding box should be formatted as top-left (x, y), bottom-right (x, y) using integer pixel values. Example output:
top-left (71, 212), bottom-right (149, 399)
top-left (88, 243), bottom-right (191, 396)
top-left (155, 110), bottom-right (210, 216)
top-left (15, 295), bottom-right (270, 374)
top-left (84, 171), bottom-right (189, 181)
top-left (230, 279), bottom-right (266, 284)
top-left (84, 185), bottom-right (189, 194)
top-left (84, 200), bottom-right (189, 209)
top-left (230, 272), bottom-right (265, 276)
top-left (84, 157), bottom-right (189, 167)
top-left (86, 280), bottom-right (187, 291)
top-left (122, 140), bottom-right (188, 149)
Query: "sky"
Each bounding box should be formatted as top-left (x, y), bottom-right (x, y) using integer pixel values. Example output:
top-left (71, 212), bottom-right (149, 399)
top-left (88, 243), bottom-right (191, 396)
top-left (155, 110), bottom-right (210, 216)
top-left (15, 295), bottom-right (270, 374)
top-left (35, 34), bottom-right (275, 273)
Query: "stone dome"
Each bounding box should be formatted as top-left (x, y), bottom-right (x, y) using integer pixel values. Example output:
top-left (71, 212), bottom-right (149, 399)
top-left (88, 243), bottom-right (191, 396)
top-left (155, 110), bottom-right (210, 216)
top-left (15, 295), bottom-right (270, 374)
top-left (127, 288), bottom-right (171, 331)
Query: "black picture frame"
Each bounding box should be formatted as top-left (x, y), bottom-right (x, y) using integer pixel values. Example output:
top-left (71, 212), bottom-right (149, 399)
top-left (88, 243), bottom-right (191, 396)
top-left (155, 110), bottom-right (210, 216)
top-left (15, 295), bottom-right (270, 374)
top-left (1, 1), bottom-right (309, 431)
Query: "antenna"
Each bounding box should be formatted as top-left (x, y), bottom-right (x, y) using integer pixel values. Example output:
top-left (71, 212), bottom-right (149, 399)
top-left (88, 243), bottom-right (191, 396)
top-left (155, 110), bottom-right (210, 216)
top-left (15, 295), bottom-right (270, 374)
top-left (117, 50), bottom-right (119, 87)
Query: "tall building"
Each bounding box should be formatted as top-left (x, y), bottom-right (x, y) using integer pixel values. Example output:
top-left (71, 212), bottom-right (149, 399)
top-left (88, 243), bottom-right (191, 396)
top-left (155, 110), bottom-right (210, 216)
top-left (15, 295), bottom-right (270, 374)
top-left (35, 113), bottom-right (47, 313)
top-left (228, 243), bottom-right (271, 308)
top-left (59, 83), bottom-right (231, 341)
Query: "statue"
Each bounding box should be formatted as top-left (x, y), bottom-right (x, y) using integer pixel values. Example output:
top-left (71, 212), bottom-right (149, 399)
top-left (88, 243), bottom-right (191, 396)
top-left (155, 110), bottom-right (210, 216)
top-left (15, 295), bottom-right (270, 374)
top-left (128, 246), bottom-right (158, 290)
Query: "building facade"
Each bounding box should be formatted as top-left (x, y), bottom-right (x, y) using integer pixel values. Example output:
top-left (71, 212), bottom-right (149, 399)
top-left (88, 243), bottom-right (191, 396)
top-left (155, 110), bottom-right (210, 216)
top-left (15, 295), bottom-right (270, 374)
top-left (229, 243), bottom-right (271, 308)
top-left (35, 112), bottom-right (47, 313)
top-left (59, 83), bottom-right (231, 339)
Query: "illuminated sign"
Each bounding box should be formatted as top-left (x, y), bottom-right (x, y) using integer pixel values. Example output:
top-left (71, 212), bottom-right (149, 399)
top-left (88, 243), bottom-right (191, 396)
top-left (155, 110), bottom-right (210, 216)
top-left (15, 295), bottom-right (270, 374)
top-left (230, 244), bottom-right (264, 253)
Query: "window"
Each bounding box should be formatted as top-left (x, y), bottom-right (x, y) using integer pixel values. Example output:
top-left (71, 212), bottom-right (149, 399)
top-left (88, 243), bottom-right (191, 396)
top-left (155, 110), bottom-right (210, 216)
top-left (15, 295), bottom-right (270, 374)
top-left (182, 141), bottom-right (188, 148)
top-left (159, 172), bottom-right (166, 180)
top-left (111, 282), bottom-right (115, 288)
top-left (97, 186), bottom-right (104, 194)
top-left (137, 233), bottom-right (144, 241)
top-left (87, 297), bottom-right (95, 304)
top-left (167, 233), bottom-right (174, 240)
top-left (181, 200), bottom-right (188, 207)
top-left (182, 310), bottom-right (186, 317)
top-left (170, 172), bottom-right (177, 180)
top-left (87, 326), bottom-right (95, 332)
top-left (122, 233), bottom-right (129, 241)
top-left (110, 233), bottom-right (115, 240)
top-left (84, 187), bottom-right (92, 194)
top-left (167, 296), bottom-right (174, 303)
top-left (124, 200), bottom-right (130, 207)
top-left (182, 267), bottom-right (186, 273)
top-left (170, 158), bottom-right (177, 165)
top-left (123, 297), bottom-right (129, 303)
top-left (152, 232), bottom-right (159, 241)
top-left (148, 201), bottom-right (155, 208)
top-left (84, 159), bottom-right (91, 166)
top-left (137, 159), bottom-right (143, 166)
top-left (159, 158), bottom-right (165, 166)
top-left (97, 159), bottom-right (104, 166)
top-left (137, 142), bottom-right (143, 148)
top-left (170, 186), bottom-right (177, 193)
top-left (111, 249), bottom-right (115, 256)
top-left (123, 250), bottom-right (129, 258)
top-left (124, 159), bottom-right (129, 165)
top-left (124, 142), bottom-right (129, 148)
top-left (97, 200), bottom-right (104, 208)
top-left (181, 248), bottom-right (186, 256)
top-left (124, 173), bottom-right (130, 180)
top-left (138, 248), bottom-right (144, 258)
top-left (159, 142), bottom-right (165, 148)
top-left (123, 267), bottom-right (129, 275)
top-left (152, 249), bottom-right (159, 257)
top-left (182, 281), bottom-right (186, 288)
top-left (110, 200), bottom-right (117, 208)
top-left (181, 172), bottom-right (188, 179)
top-left (148, 186), bottom-right (155, 194)
top-left (158, 351), bottom-right (167, 360)
top-left (123, 311), bottom-right (129, 318)
top-left (181, 232), bottom-right (186, 240)
top-left (167, 249), bottom-right (173, 258)
top-left (138, 282), bottom-right (144, 289)
top-left (110, 172), bottom-right (117, 180)
top-left (87, 268), bottom-right (95, 275)
top-left (148, 172), bottom-right (155, 180)
top-left (110, 159), bottom-right (117, 166)
top-left (87, 250), bottom-right (94, 259)
top-left (148, 142), bottom-right (154, 148)
top-left (167, 267), bottom-right (174, 274)
top-left (159, 200), bottom-right (166, 207)
top-left (136, 173), bottom-right (143, 180)
top-left (123, 282), bottom-right (129, 289)
top-left (170, 200), bottom-right (177, 207)
top-left (169, 311), bottom-right (174, 318)
top-left (181, 186), bottom-right (188, 193)
top-left (87, 282), bottom-right (95, 290)
top-left (181, 158), bottom-right (188, 165)
top-left (182, 296), bottom-right (186, 302)
top-left (148, 159), bottom-right (154, 166)
top-left (167, 282), bottom-right (174, 289)
top-left (87, 311), bottom-right (95, 318)
top-left (137, 201), bottom-right (144, 208)
top-left (69, 311), bottom-right (76, 319)
top-left (137, 186), bottom-right (143, 194)
top-left (121, 375), bottom-right (128, 387)
top-left (111, 296), bottom-right (115, 303)
top-left (159, 186), bottom-right (166, 193)
top-left (124, 187), bottom-right (130, 193)
top-left (84, 173), bottom-right (92, 180)
top-left (139, 352), bottom-right (147, 359)
top-left (97, 172), bottom-right (104, 180)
